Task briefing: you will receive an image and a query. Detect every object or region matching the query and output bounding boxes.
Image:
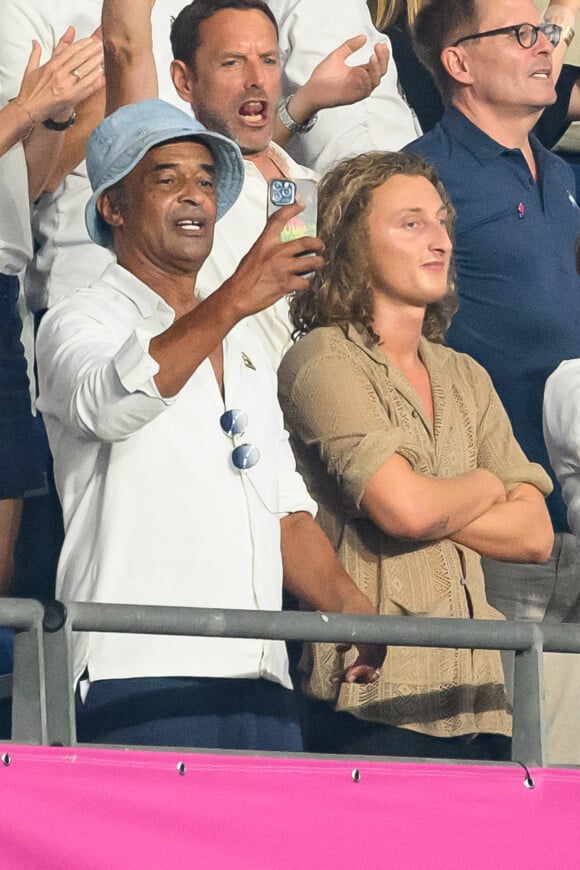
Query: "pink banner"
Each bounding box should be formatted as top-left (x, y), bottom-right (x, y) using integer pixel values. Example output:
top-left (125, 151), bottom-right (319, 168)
top-left (0, 744), bottom-right (578, 868)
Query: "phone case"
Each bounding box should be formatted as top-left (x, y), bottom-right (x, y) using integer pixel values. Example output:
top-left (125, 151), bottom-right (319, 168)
top-left (267, 178), bottom-right (318, 242)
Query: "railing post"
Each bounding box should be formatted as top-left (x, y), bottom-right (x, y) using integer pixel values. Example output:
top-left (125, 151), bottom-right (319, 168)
top-left (42, 601), bottom-right (76, 746)
top-left (512, 625), bottom-right (545, 767)
top-left (11, 617), bottom-right (47, 744)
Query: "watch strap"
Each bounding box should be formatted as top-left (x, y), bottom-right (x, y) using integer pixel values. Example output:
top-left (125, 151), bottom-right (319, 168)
top-left (42, 111), bottom-right (76, 132)
top-left (278, 96), bottom-right (317, 135)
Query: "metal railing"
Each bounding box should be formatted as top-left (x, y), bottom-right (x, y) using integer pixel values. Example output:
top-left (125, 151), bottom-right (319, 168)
top-left (1, 598), bottom-right (580, 766)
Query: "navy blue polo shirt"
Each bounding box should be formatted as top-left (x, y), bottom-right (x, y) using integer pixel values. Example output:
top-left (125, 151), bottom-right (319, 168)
top-left (408, 106), bottom-right (580, 532)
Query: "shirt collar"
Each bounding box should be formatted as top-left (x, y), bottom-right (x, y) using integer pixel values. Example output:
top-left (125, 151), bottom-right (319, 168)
top-left (344, 322), bottom-right (445, 376)
top-left (99, 261), bottom-right (176, 323)
top-left (243, 141), bottom-right (318, 181)
top-left (442, 105), bottom-right (528, 166)
top-left (243, 142), bottom-right (291, 178)
top-left (344, 322), bottom-right (389, 369)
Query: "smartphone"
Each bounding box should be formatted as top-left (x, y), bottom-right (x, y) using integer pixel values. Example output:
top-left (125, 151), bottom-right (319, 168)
top-left (267, 178), bottom-right (318, 243)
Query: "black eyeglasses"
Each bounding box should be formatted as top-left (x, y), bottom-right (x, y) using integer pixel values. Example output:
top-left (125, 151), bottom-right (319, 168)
top-left (220, 409), bottom-right (260, 470)
top-left (453, 21), bottom-right (562, 49)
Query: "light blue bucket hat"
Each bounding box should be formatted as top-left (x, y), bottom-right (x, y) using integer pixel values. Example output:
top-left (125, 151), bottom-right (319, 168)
top-left (85, 98), bottom-right (245, 248)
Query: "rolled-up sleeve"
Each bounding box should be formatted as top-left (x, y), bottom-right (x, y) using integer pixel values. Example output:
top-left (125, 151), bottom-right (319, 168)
top-left (37, 302), bottom-right (176, 443)
top-left (279, 338), bottom-right (421, 511)
top-left (277, 426), bottom-right (318, 518)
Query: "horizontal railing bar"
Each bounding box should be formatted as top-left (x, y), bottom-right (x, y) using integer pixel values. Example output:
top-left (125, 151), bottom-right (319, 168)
top-left (66, 602), bottom-right (580, 653)
top-left (0, 599), bottom-right (48, 631)
top-left (541, 624), bottom-right (580, 653)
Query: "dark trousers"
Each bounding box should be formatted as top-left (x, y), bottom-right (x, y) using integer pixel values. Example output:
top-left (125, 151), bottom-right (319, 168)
top-left (299, 696), bottom-right (511, 762)
top-left (76, 675), bottom-right (303, 752)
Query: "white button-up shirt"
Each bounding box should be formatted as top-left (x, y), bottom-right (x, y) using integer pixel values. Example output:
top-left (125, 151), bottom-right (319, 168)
top-left (36, 262), bottom-right (316, 687)
top-left (266, 0), bottom-right (421, 174)
top-left (544, 360), bottom-right (580, 541)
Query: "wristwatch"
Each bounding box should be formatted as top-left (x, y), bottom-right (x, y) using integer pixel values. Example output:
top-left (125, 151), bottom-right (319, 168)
top-left (278, 96), bottom-right (317, 135)
top-left (42, 111), bottom-right (76, 131)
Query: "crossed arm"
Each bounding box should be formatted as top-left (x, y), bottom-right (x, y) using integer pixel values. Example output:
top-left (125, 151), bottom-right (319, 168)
top-left (279, 346), bottom-right (553, 566)
top-left (363, 455), bottom-right (553, 563)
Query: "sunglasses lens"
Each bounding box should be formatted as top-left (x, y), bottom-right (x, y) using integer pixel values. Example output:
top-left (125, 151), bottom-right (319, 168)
top-left (232, 443), bottom-right (260, 470)
top-left (220, 409), bottom-right (248, 437)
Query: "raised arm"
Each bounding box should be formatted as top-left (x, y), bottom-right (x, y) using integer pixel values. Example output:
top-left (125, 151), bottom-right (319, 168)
top-left (0, 7), bottom-right (105, 199)
top-left (42, 87), bottom-right (106, 194)
top-left (102, 0), bottom-right (158, 114)
top-left (543, 0), bottom-right (580, 84)
top-left (18, 29), bottom-right (104, 200)
top-left (267, 0), bottom-right (418, 173)
top-left (0, 27), bottom-right (104, 200)
top-left (148, 204), bottom-right (324, 397)
top-left (566, 75), bottom-right (580, 120)
top-left (38, 204), bottom-right (324, 440)
top-left (272, 35), bottom-right (388, 151)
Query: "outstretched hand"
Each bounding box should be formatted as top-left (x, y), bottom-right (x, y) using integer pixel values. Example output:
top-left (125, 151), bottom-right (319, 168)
top-left (310, 35), bottom-right (389, 109)
top-left (286, 34), bottom-right (389, 127)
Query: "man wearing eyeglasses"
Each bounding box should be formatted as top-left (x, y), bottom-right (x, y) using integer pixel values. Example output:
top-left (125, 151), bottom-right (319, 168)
top-left (407, 0), bottom-right (580, 764)
top-left (35, 99), bottom-right (383, 751)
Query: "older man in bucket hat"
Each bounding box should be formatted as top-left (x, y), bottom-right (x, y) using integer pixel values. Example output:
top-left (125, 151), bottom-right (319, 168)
top-left (35, 99), bottom-right (382, 751)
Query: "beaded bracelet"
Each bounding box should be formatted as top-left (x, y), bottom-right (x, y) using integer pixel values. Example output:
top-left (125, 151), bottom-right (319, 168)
top-left (9, 97), bottom-right (36, 141)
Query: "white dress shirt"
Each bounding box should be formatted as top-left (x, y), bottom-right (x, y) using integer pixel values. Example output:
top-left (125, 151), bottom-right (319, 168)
top-left (544, 360), bottom-right (580, 540)
top-left (0, 85), bottom-right (32, 275)
top-left (36, 262), bottom-right (316, 687)
top-left (266, 0), bottom-right (421, 174)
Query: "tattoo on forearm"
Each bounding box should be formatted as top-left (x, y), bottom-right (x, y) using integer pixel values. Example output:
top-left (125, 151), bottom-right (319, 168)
top-left (422, 516), bottom-right (450, 540)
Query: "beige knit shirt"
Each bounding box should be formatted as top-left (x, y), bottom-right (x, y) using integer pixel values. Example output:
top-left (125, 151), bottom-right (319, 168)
top-left (278, 324), bottom-right (552, 739)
